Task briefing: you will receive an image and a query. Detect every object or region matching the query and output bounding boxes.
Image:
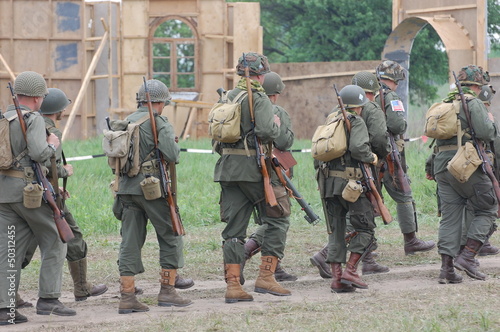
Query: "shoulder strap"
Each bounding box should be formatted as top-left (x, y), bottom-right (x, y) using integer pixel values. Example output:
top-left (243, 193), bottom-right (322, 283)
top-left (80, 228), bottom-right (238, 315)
top-left (230, 90), bottom-right (248, 104)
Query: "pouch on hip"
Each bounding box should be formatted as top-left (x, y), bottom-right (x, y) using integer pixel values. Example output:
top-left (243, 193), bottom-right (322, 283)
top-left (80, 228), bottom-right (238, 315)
top-left (341, 179), bottom-right (363, 203)
top-left (23, 183), bottom-right (43, 208)
top-left (140, 176), bottom-right (162, 200)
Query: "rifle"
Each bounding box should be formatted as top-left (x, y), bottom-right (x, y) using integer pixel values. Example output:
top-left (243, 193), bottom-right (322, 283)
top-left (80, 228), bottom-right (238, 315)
top-left (143, 77), bottom-right (185, 236)
top-left (7, 82), bottom-right (74, 243)
top-left (242, 53), bottom-right (277, 207)
top-left (334, 84), bottom-right (392, 224)
top-left (271, 151), bottom-right (320, 225)
top-left (377, 78), bottom-right (411, 194)
top-left (453, 71), bottom-right (500, 217)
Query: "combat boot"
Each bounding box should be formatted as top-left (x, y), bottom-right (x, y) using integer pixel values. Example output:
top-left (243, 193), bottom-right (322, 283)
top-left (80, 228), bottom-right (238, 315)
top-left (254, 256), bottom-right (291, 296)
top-left (68, 258), bottom-right (108, 301)
top-left (158, 269), bottom-right (192, 307)
top-left (0, 308), bottom-right (28, 325)
top-left (36, 298), bottom-right (76, 316)
top-left (340, 252), bottom-right (368, 289)
top-left (454, 239), bottom-right (487, 280)
top-left (330, 263), bottom-right (355, 293)
top-left (224, 264), bottom-right (253, 303)
top-left (240, 238), bottom-right (261, 285)
top-left (403, 232), bottom-right (436, 255)
top-left (118, 276), bottom-right (149, 314)
top-left (174, 274), bottom-right (195, 289)
top-left (478, 240), bottom-right (499, 256)
top-left (274, 262), bottom-right (298, 282)
top-left (362, 251), bottom-right (389, 275)
top-left (16, 293), bottom-right (33, 308)
top-left (310, 245), bottom-right (332, 279)
top-left (438, 254), bottom-right (463, 284)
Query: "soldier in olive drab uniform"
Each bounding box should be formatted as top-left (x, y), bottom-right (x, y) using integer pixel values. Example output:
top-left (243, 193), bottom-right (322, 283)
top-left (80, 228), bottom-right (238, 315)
top-left (0, 71), bottom-right (75, 325)
top-left (114, 79), bottom-right (192, 314)
top-left (311, 72), bottom-right (391, 278)
top-left (375, 60), bottom-right (436, 255)
top-left (214, 52), bottom-right (282, 303)
top-left (241, 71), bottom-right (297, 284)
top-left (316, 85), bottom-right (379, 292)
top-left (434, 65), bottom-right (497, 284)
top-left (19, 88), bottom-right (108, 303)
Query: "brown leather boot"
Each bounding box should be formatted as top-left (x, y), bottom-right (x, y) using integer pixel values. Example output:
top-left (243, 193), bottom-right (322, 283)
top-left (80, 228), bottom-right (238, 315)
top-left (158, 269), bottom-right (192, 307)
top-left (403, 232), bottom-right (436, 255)
top-left (340, 253), bottom-right (368, 289)
top-left (68, 258), bottom-right (108, 301)
top-left (118, 276), bottom-right (149, 314)
top-left (438, 254), bottom-right (463, 284)
top-left (454, 239), bottom-right (487, 280)
top-left (240, 238), bottom-right (261, 285)
top-left (225, 264), bottom-right (254, 303)
top-left (310, 245), bottom-right (332, 279)
top-left (174, 274), bottom-right (195, 289)
top-left (0, 308), bottom-right (28, 325)
top-left (274, 262), bottom-right (298, 282)
top-left (362, 252), bottom-right (389, 275)
top-left (16, 292), bottom-right (33, 308)
top-left (254, 256), bottom-right (291, 296)
top-left (330, 263), bottom-right (355, 293)
top-left (478, 240), bottom-right (499, 256)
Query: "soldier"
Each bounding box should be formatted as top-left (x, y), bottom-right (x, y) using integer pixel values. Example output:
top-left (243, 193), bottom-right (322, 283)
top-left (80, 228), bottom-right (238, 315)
top-left (214, 52), bottom-right (283, 303)
top-left (114, 79), bottom-right (192, 314)
top-left (310, 72), bottom-right (391, 278)
top-left (434, 65), bottom-right (497, 283)
top-left (375, 60), bottom-right (435, 255)
top-left (315, 85), bottom-right (379, 292)
top-left (0, 71), bottom-right (75, 325)
top-left (241, 71), bottom-right (297, 284)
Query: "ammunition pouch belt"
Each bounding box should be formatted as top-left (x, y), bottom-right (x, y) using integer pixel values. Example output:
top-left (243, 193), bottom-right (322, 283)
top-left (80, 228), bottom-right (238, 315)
top-left (140, 160), bottom-right (160, 176)
top-left (222, 148), bottom-right (257, 156)
top-left (328, 167), bottom-right (363, 180)
top-left (437, 145), bottom-right (458, 152)
top-left (0, 169), bottom-right (24, 179)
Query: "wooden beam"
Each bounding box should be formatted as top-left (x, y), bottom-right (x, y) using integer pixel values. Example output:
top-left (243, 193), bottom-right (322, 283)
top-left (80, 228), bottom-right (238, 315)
top-left (0, 53), bottom-right (16, 82)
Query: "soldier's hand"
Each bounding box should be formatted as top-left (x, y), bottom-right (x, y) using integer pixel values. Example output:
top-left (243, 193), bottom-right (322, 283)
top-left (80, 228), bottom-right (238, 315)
top-left (175, 136), bottom-right (179, 143)
top-left (63, 164), bottom-right (74, 177)
top-left (371, 153), bottom-right (378, 166)
top-left (274, 114), bottom-right (281, 127)
top-left (47, 133), bottom-right (60, 148)
top-left (59, 187), bottom-right (71, 199)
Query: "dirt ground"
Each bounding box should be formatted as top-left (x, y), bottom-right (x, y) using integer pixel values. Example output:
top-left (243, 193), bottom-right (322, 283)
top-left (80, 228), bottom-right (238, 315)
top-left (7, 255), bottom-right (500, 332)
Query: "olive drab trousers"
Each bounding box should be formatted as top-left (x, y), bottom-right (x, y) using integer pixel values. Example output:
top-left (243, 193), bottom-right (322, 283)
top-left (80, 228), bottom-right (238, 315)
top-left (382, 170), bottom-right (416, 234)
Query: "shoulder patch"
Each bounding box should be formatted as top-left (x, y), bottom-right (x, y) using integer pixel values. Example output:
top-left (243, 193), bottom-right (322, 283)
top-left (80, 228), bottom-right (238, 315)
top-left (390, 100), bottom-right (405, 112)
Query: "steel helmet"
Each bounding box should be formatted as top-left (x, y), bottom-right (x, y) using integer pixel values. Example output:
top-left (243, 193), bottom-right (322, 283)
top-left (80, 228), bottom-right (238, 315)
top-left (262, 71), bottom-right (285, 95)
top-left (457, 65), bottom-right (490, 86)
top-left (236, 52), bottom-right (271, 77)
top-left (136, 79), bottom-right (172, 104)
top-left (478, 85), bottom-right (496, 105)
top-left (352, 71), bottom-right (380, 93)
top-left (14, 71), bottom-right (49, 97)
top-left (40, 88), bottom-right (71, 114)
top-left (376, 60), bottom-right (406, 83)
top-left (339, 85), bottom-right (368, 109)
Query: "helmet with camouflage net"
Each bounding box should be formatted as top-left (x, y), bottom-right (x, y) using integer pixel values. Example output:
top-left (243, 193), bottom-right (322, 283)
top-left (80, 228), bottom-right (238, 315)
top-left (376, 60), bottom-right (406, 83)
top-left (236, 52), bottom-right (271, 76)
top-left (262, 71), bottom-right (285, 95)
top-left (352, 71), bottom-right (380, 93)
top-left (40, 88), bottom-right (71, 114)
top-left (478, 85), bottom-right (496, 105)
top-left (457, 65), bottom-right (490, 86)
top-left (340, 85), bottom-right (368, 109)
top-left (14, 71), bottom-right (49, 97)
top-left (136, 79), bottom-right (171, 104)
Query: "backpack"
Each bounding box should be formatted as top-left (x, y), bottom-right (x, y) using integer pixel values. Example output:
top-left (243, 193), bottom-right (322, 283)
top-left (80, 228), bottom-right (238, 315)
top-left (311, 111), bottom-right (347, 162)
top-left (208, 90), bottom-right (248, 143)
top-left (102, 115), bottom-right (149, 177)
top-left (0, 112), bottom-right (29, 170)
top-left (424, 100), bottom-right (461, 139)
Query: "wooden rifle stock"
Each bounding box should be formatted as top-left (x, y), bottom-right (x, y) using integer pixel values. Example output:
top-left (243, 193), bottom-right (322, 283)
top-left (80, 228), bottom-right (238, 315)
top-left (334, 84), bottom-right (392, 224)
top-left (7, 82), bottom-right (74, 243)
top-left (143, 77), bottom-right (185, 236)
top-left (453, 72), bottom-right (500, 217)
top-left (243, 54), bottom-right (277, 207)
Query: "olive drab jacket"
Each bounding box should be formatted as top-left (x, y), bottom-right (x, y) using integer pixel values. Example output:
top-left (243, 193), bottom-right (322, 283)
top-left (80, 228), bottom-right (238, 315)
top-left (273, 104), bottom-right (294, 151)
top-left (434, 93), bottom-right (498, 175)
top-left (43, 117), bottom-right (69, 180)
top-left (361, 101), bottom-right (390, 159)
top-left (0, 105), bottom-right (55, 203)
top-left (117, 106), bottom-right (180, 196)
top-left (375, 83), bottom-right (407, 136)
top-left (214, 82), bottom-right (280, 183)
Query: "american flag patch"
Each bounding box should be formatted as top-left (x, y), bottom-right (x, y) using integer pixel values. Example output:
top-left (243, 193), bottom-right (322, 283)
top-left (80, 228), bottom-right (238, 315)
top-left (390, 100), bottom-right (405, 112)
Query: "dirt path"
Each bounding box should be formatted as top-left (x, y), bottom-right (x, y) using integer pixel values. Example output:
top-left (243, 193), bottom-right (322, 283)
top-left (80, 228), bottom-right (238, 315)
top-left (7, 255), bottom-right (500, 331)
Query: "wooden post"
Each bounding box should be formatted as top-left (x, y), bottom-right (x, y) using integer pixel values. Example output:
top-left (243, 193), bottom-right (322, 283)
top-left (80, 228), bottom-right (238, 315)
top-left (0, 53), bottom-right (16, 82)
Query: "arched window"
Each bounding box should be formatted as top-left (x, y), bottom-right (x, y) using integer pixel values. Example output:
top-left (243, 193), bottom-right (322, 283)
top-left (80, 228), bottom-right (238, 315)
top-left (151, 18), bottom-right (197, 91)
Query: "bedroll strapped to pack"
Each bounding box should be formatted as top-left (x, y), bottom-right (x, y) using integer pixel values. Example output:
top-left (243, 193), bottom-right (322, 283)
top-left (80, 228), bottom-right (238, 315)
top-left (208, 90), bottom-right (248, 143)
top-left (424, 100), bottom-right (461, 140)
top-left (311, 111), bottom-right (347, 162)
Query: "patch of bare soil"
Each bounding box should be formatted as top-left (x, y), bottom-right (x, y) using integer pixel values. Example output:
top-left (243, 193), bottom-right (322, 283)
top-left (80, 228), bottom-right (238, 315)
top-left (7, 256), bottom-right (500, 331)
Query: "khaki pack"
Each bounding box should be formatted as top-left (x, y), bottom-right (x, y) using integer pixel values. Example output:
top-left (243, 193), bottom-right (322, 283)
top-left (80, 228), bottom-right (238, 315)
top-left (102, 115), bottom-right (149, 177)
top-left (208, 90), bottom-right (248, 143)
top-left (424, 100), bottom-right (461, 139)
top-left (0, 112), bottom-right (29, 170)
top-left (311, 112), bottom-right (347, 162)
